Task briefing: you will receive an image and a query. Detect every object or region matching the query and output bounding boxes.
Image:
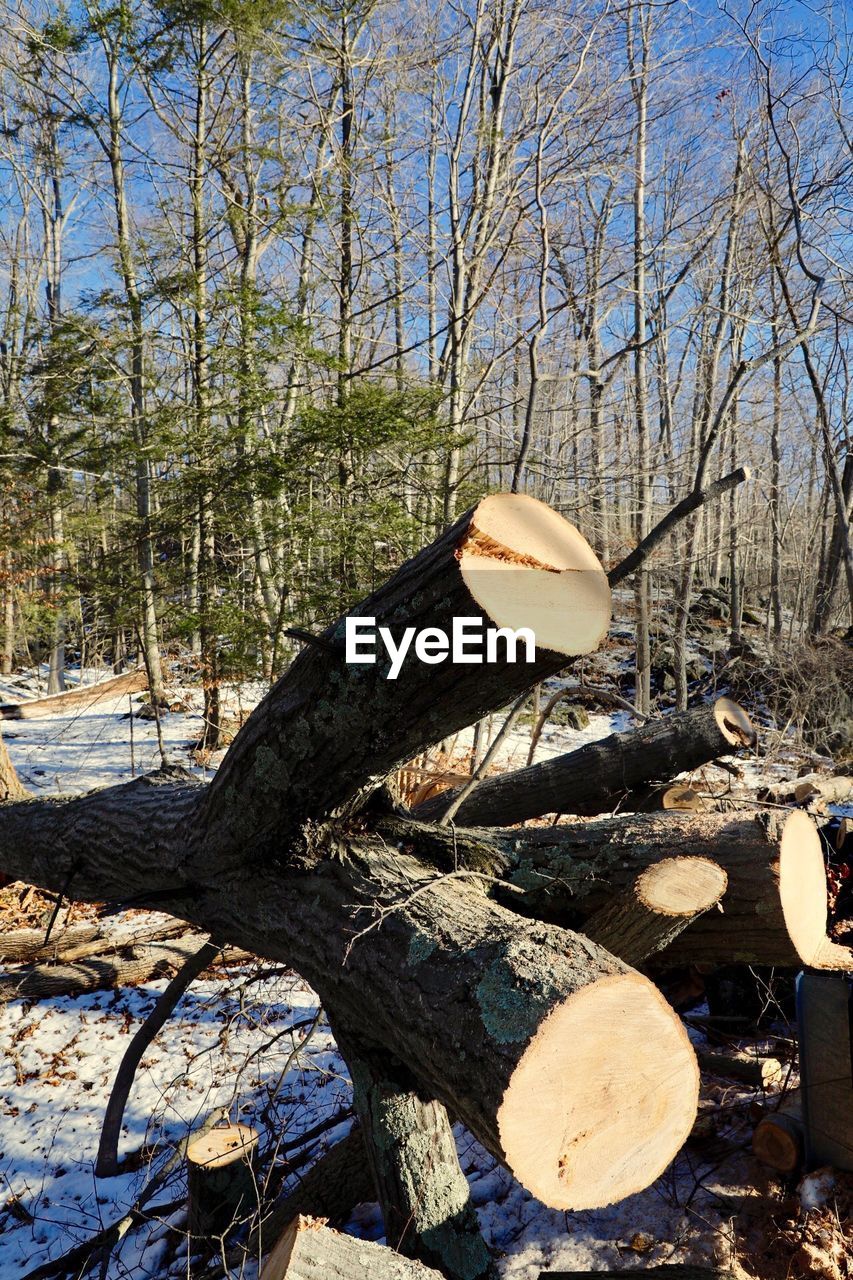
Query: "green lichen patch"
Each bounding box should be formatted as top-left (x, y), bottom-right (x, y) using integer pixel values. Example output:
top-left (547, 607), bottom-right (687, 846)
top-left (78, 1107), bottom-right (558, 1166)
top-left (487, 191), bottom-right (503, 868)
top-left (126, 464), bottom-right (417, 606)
top-left (476, 947), bottom-right (558, 1045)
top-left (407, 928), bottom-right (438, 967)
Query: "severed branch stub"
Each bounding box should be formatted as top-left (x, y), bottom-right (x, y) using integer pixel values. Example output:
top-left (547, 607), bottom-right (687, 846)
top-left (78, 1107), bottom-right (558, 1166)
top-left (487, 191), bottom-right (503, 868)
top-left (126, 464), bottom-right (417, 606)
top-left (582, 857), bottom-right (728, 966)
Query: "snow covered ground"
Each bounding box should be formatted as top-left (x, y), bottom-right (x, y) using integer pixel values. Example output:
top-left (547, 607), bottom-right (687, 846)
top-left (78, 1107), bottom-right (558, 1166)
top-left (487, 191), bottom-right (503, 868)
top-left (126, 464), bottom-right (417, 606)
top-left (0, 664), bottom-right (826, 1278)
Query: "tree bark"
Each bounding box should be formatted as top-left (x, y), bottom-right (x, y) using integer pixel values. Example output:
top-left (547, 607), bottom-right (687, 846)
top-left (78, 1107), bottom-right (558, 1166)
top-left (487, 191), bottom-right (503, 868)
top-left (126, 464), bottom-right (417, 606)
top-left (201, 492), bottom-right (609, 856)
top-left (415, 698), bottom-right (754, 826)
top-left (0, 805), bottom-right (698, 1211)
top-left (335, 1025), bottom-right (496, 1280)
top-left (476, 808), bottom-right (848, 969)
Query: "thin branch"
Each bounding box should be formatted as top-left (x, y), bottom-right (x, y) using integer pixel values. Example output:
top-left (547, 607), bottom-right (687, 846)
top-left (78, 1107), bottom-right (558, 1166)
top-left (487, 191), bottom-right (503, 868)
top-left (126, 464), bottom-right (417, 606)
top-left (437, 691), bottom-right (530, 826)
top-left (96, 938), bottom-right (222, 1178)
top-left (608, 467), bottom-right (751, 588)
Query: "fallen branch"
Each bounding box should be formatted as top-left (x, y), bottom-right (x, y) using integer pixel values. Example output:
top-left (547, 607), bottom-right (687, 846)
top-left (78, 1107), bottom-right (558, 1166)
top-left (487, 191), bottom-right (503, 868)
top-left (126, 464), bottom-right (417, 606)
top-left (415, 698), bottom-right (756, 826)
top-left (0, 668), bottom-right (149, 720)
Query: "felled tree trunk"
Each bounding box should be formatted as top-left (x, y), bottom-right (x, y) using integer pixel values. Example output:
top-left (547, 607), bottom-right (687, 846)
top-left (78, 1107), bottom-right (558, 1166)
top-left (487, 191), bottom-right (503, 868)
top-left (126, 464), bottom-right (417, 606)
top-left (0, 495), bottom-right (705, 1233)
top-left (0, 934), bottom-right (246, 1001)
top-left (0, 667), bottom-right (149, 720)
top-left (0, 914), bottom-right (186, 964)
top-left (415, 698), bottom-right (755, 825)
top-left (484, 808), bottom-right (851, 969)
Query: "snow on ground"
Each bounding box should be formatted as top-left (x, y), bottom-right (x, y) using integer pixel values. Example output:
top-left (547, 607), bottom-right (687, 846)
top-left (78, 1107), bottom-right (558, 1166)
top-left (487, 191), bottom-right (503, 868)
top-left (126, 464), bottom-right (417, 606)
top-left (0, 664), bottom-right (799, 1277)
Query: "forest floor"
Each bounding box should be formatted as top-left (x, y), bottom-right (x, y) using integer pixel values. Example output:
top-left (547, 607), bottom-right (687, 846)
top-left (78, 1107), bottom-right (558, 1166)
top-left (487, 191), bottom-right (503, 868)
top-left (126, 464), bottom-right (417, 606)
top-left (0, 618), bottom-right (852, 1279)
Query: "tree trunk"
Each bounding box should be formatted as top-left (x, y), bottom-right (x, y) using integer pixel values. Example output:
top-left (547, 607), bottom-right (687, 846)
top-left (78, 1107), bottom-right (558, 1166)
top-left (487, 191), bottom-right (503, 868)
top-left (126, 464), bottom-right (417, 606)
top-left (0, 804), bottom-right (699, 1211)
top-left (335, 1025), bottom-right (496, 1280)
top-left (0, 933), bottom-right (239, 1001)
top-left (484, 808), bottom-right (848, 969)
top-left (187, 1124), bottom-right (259, 1239)
top-left (0, 726), bottom-right (25, 802)
top-left (415, 698), bottom-right (754, 826)
top-left (202, 492), bottom-right (610, 855)
top-left (0, 666), bottom-right (148, 720)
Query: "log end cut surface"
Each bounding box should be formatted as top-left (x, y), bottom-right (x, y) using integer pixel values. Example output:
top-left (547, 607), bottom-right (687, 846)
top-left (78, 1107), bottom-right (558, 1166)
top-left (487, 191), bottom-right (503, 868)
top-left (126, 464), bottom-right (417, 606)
top-left (713, 697), bottom-right (757, 748)
top-left (497, 972), bottom-right (699, 1210)
top-left (779, 809), bottom-right (853, 969)
top-left (459, 494), bottom-right (611, 656)
top-left (636, 857), bottom-right (728, 915)
top-left (187, 1124), bottom-right (259, 1169)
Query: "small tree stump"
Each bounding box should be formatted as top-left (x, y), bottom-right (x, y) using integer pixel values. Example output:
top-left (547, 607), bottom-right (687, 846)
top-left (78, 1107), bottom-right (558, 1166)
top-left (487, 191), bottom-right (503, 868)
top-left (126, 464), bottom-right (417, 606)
top-left (187, 1124), bottom-right (259, 1240)
top-left (752, 1104), bottom-right (804, 1173)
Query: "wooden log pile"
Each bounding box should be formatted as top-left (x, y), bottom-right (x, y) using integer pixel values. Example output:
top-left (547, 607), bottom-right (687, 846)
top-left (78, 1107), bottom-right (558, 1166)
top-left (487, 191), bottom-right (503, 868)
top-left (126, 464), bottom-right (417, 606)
top-left (1, 488), bottom-right (849, 1280)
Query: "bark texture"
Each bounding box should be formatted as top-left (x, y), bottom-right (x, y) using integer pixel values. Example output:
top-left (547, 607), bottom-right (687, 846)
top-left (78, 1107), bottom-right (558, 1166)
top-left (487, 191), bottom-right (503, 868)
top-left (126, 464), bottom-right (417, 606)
top-left (582, 857), bottom-right (727, 965)
top-left (199, 496), bottom-right (609, 859)
top-left (477, 809), bottom-right (835, 968)
top-left (335, 1026), bottom-right (495, 1280)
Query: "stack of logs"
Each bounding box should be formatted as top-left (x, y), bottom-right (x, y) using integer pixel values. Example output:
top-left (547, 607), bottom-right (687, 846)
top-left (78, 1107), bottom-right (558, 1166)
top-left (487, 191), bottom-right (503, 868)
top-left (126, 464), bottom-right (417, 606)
top-left (0, 492), bottom-right (849, 1280)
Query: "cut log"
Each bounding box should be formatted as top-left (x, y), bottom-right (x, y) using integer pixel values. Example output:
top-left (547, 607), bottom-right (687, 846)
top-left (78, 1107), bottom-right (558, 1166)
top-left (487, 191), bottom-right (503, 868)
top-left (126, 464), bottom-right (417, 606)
top-left (201, 492), bottom-right (611, 853)
top-left (0, 934), bottom-right (246, 1001)
top-left (415, 698), bottom-right (755, 826)
top-left (482, 809), bottom-right (853, 970)
top-left (0, 667), bottom-right (149, 720)
top-left (334, 1023), bottom-right (496, 1280)
top-left (261, 1216), bottom-right (445, 1280)
top-left (793, 775), bottom-right (853, 811)
top-left (582, 857), bottom-right (728, 965)
top-left (752, 1092), bottom-right (804, 1173)
top-left (250, 841), bottom-right (699, 1212)
top-left (697, 1050), bottom-right (784, 1090)
top-left (661, 786), bottom-right (709, 812)
top-left (187, 1124), bottom-right (260, 1239)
